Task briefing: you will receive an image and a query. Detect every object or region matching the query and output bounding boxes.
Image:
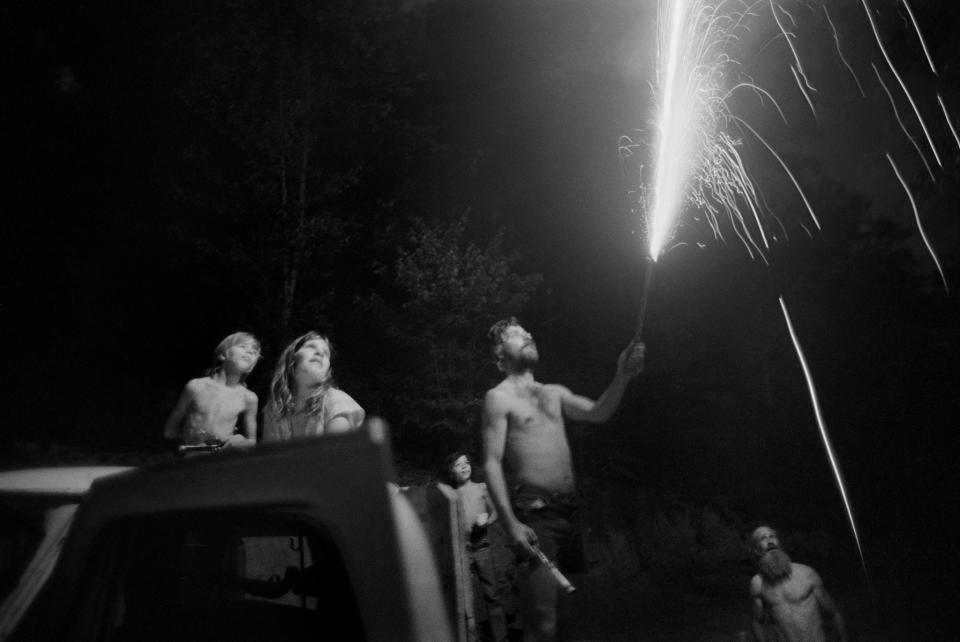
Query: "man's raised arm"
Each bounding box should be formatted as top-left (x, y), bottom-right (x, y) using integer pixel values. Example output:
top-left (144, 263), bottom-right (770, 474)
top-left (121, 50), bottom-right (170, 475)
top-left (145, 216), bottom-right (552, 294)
top-left (481, 389), bottom-right (537, 556)
top-left (562, 340), bottom-right (645, 423)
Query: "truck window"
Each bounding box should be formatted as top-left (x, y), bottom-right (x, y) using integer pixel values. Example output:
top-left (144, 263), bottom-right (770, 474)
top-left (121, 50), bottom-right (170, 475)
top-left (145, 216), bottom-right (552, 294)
top-left (75, 512), bottom-right (364, 642)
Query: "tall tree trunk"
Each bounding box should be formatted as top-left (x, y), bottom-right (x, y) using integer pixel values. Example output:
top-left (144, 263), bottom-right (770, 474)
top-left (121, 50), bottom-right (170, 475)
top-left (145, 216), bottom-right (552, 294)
top-left (279, 52), bottom-right (313, 333)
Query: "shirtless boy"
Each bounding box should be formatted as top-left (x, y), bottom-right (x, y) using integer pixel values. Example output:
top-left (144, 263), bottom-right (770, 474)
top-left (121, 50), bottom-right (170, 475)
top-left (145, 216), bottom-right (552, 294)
top-left (481, 317), bottom-right (645, 641)
top-left (163, 332), bottom-right (261, 451)
top-left (439, 452), bottom-right (508, 642)
top-left (749, 526), bottom-right (848, 642)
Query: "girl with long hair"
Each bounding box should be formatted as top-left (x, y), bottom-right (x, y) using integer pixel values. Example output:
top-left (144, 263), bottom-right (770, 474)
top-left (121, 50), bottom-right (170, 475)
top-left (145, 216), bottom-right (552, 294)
top-left (262, 331), bottom-right (364, 441)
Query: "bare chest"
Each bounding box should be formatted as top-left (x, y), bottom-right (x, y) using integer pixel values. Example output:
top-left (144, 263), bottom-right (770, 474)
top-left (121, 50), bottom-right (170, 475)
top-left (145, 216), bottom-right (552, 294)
top-left (507, 386), bottom-right (563, 429)
top-left (457, 483), bottom-right (488, 515)
top-left (763, 578), bottom-right (815, 609)
top-left (193, 384), bottom-right (247, 418)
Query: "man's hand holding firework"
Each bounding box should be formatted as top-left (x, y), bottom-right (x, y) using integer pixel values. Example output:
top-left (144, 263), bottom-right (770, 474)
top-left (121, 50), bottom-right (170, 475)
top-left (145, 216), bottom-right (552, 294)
top-left (506, 519), bottom-right (539, 558)
top-left (617, 340), bottom-right (646, 377)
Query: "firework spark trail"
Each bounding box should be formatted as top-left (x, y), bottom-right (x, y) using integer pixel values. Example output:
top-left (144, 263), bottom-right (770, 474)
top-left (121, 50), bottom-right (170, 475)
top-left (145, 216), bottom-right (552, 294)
top-left (778, 296), bottom-right (868, 575)
top-left (770, 1), bottom-right (818, 120)
top-left (770, 1), bottom-right (816, 93)
top-left (638, 2), bottom-right (887, 577)
top-left (861, 0), bottom-right (942, 168)
top-left (902, 0), bottom-right (938, 76)
top-left (886, 153), bottom-right (950, 293)
top-left (790, 66), bottom-right (818, 121)
top-left (646, 0), bottom-right (689, 261)
top-left (937, 94), bottom-right (960, 155)
top-left (823, 5), bottom-right (866, 98)
top-left (640, 0), bottom-right (817, 264)
top-left (641, 0), bottom-right (949, 264)
top-left (731, 116), bottom-right (820, 231)
top-left (872, 63), bottom-right (936, 182)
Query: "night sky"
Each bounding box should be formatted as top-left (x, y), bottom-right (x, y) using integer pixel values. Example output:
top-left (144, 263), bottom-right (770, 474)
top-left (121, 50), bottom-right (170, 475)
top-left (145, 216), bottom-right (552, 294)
top-left (4, 0), bottom-right (959, 635)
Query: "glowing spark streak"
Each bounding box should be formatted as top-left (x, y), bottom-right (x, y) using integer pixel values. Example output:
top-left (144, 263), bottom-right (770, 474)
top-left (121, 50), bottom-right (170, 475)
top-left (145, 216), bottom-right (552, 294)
top-left (778, 296), bottom-right (867, 575)
top-left (724, 83), bottom-right (790, 127)
top-left (823, 6), bottom-right (866, 98)
top-left (886, 153), bottom-right (949, 293)
top-left (770, 1), bottom-right (816, 93)
top-left (790, 65), bottom-right (819, 121)
top-left (936, 94), bottom-right (960, 155)
top-left (717, 141), bottom-right (770, 253)
top-left (640, 1), bottom-right (822, 264)
top-left (872, 64), bottom-right (936, 182)
top-left (732, 116), bottom-right (820, 231)
top-left (861, 0), bottom-right (942, 168)
top-left (901, 0), bottom-right (938, 76)
top-left (648, 0), bottom-right (690, 261)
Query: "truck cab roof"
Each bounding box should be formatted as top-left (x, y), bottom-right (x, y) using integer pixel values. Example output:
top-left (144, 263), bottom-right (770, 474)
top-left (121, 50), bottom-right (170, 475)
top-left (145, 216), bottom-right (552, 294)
top-left (1, 430), bottom-right (451, 642)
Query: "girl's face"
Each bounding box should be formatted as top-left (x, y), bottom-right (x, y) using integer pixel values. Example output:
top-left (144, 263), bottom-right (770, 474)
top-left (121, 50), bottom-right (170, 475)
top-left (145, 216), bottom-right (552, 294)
top-left (293, 337), bottom-right (331, 387)
top-left (451, 455), bottom-right (472, 485)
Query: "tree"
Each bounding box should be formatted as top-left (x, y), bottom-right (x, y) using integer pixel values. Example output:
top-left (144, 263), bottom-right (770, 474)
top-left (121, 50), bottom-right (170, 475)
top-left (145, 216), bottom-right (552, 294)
top-left (165, 0), bottom-right (429, 337)
top-left (367, 214), bottom-right (541, 460)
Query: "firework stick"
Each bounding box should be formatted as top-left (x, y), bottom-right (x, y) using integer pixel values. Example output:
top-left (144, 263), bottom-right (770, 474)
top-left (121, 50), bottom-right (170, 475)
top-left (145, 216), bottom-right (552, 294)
top-left (634, 256), bottom-right (656, 340)
top-left (530, 544), bottom-right (576, 594)
top-left (177, 443), bottom-right (222, 454)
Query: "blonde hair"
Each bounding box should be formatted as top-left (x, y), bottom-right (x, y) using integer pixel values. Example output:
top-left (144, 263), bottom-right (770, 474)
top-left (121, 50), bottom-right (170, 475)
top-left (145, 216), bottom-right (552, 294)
top-left (206, 331), bottom-right (261, 382)
top-left (268, 331), bottom-right (337, 419)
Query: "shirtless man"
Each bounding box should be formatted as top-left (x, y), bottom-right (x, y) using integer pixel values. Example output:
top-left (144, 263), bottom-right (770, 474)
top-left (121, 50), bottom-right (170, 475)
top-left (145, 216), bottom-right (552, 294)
top-left (163, 332), bottom-right (261, 452)
top-left (749, 526), bottom-right (848, 642)
top-left (481, 317), bottom-right (645, 641)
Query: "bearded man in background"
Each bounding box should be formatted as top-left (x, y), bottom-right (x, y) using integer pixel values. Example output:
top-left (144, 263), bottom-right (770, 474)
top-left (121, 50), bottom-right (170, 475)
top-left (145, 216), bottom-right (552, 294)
top-left (749, 526), bottom-right (848, 642)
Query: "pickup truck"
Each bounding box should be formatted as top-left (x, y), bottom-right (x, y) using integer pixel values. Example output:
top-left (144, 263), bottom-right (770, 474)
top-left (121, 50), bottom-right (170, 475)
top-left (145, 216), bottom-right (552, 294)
top-left (0, 427), bottom-right (453, 642)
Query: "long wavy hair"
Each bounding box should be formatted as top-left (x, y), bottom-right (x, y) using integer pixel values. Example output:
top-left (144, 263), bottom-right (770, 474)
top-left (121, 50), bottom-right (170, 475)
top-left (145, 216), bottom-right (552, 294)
top-left (204, 331), bottom-right (261, 382)
top-left (268, 331), bottom-right (337, 419)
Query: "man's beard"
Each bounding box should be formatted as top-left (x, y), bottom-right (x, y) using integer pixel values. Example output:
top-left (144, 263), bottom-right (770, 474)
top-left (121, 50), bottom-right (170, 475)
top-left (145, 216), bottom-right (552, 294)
top-left (758, 549), bottom-right (792, 583)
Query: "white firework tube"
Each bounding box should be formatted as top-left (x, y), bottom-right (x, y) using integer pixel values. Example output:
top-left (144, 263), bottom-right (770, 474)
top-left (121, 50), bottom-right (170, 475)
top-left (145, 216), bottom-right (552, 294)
top-left (531, 545), bottom-right (576, 594)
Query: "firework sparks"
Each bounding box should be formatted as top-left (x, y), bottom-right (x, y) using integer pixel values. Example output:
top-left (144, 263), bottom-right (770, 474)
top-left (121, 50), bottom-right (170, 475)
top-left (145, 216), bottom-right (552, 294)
top-left (636, 0), bottom-right (819, 264)
top-left (861, 0), bottom-right (942, 168)
top-left (872, 63), bottom-right (936, 182)
top-left (770, 0), bottom-right (818, 120)
top-left (631, 0), bottom-right (953, 271)
top-left (778, 296), bottom-right (868, 575)
top-left (646, 0), bottom-right (691, 261)
top-left (886, 153), bottom-right (950, 293)
top-left (626, 0), bottom-right (955, 584)
top-left (823, 5), bottom-right (865, 99)
top-left (633, 0), bottom-right (875, 576)
top-left (901, 0), bottom-right (938, 77)
top-left (937, 94), bottom-right (960, 155)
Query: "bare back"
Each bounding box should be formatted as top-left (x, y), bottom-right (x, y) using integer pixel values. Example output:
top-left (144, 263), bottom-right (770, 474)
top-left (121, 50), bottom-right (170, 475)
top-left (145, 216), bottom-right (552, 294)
top-left (491, 380), bottom-right (575, 493)
top-left (752, 564), bottom-right (827, 642)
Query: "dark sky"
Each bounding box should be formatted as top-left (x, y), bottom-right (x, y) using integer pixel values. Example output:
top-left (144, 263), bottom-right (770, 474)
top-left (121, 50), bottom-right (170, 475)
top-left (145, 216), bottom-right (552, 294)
top-left (4, 1), bottom-right (959, 613)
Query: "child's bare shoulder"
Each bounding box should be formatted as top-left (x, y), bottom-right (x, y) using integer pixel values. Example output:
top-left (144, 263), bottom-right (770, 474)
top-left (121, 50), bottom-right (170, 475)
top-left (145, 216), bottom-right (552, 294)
top-left (243, 387), bottom-right (259, 404)
top-left (184, 377), bottom-right (211, 394)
